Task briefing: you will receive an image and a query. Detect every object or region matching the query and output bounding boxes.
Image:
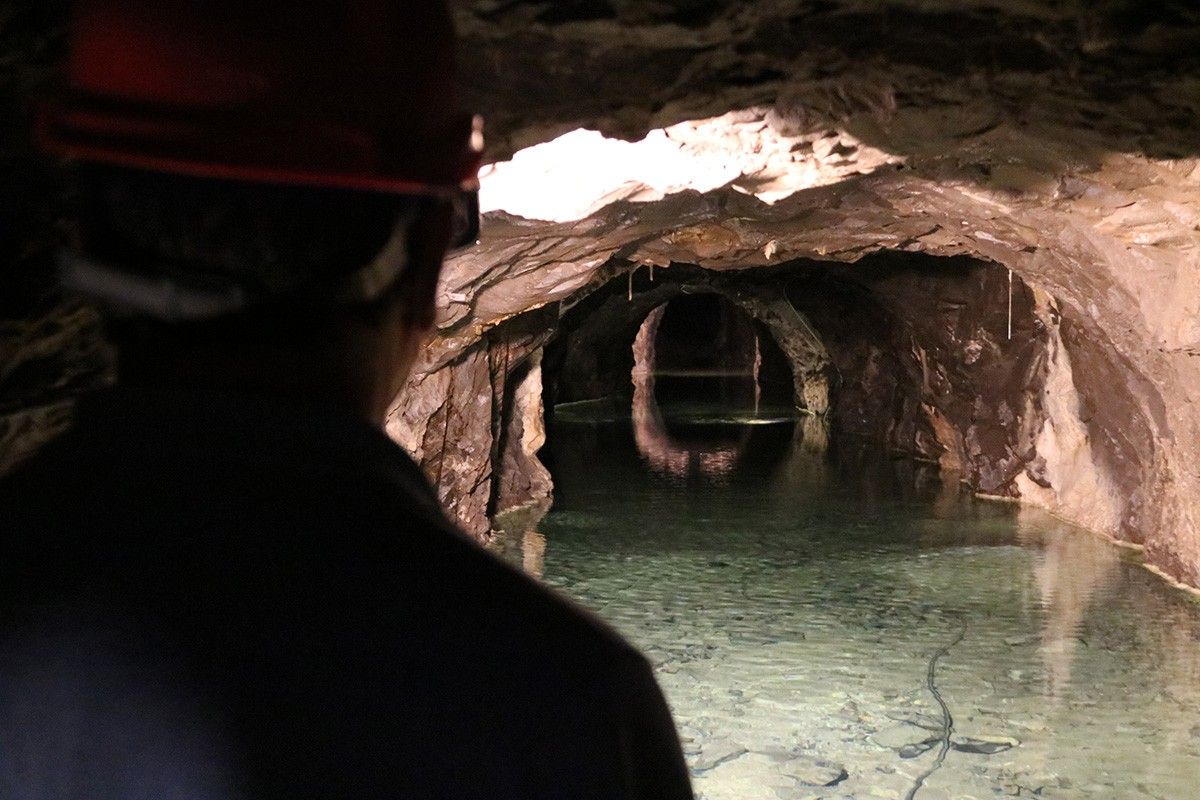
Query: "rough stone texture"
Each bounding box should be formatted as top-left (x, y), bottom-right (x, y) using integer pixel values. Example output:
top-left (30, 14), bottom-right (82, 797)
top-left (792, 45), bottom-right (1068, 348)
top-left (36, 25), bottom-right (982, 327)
top-left (385, 309), bottom-right (557, 537)
top-left (388, 349), bottom-right (495, 536)
top-left (541, 264), bottom-right (830, 412)
top-left (788, 254), bottom-right (1051, 494)
top-left (387, 0), bottom-right (1200, 585)
top-left (494, 349), bottom-right (554, 514)
top-left (4, 1), bottom-right (1200, 586)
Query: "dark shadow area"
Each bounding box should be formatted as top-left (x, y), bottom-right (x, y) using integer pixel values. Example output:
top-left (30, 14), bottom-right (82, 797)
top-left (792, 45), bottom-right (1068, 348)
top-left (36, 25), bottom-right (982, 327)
top-left (540, 249), bottom-right (1047, 502)
top-left (653, 293), bottom-right (758, 415)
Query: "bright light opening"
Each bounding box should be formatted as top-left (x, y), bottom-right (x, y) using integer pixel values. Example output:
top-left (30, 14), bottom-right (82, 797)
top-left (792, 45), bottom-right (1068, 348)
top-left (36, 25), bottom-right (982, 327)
top-left (479, 111), bottom-right (902, 223)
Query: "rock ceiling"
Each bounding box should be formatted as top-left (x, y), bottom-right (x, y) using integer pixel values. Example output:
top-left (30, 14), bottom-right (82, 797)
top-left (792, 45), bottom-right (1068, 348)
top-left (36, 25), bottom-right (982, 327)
top-left (386, 0), bottom-right (1200, 589)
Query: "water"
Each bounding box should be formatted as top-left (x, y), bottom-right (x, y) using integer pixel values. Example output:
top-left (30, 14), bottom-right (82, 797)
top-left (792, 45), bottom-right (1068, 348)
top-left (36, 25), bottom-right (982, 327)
top-left (491, 395), bottom-right (1200, 800)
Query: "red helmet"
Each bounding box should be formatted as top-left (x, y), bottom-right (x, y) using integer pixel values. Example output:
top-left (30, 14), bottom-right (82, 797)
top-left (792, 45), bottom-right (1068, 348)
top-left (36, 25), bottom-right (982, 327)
top-left (39, 0), bottom-right (483, 195)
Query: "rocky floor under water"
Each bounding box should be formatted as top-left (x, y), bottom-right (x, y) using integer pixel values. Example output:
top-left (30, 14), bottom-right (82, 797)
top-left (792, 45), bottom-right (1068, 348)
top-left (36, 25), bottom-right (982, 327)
top-left (492, 394), bottom-right (1200, 800)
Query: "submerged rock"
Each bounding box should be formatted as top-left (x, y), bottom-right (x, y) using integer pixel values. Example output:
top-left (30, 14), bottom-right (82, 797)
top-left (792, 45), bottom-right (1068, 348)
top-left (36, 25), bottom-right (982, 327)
top-left (691, 740), bottom-right (749, 773)
top-left (793, 758), bottom-right (849, 787)
top-left (898, 739), bottom-right (941, 759)
top-left (871, 724), bottom-right (940, 750)
top-left (753, 747), bottom-right (850, 787)
top-left (952, 735), bottom-right (1020, 755)
top-left (696, 751), bottom-right (850, 800)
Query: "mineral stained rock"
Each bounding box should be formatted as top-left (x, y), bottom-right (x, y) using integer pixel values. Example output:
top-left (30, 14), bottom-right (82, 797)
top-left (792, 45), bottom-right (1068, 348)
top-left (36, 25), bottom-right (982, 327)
top-left (385, 0), bottom-right (1200, 590)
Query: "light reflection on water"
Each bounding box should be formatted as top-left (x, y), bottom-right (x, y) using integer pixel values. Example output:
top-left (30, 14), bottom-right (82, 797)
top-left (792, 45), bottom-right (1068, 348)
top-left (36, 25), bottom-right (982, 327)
top-left (492, 398), bottom-right (1200, 800)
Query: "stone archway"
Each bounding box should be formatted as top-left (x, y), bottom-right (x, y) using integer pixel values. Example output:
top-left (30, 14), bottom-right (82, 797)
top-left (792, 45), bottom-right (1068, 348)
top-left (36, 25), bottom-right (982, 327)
top-left (630, 304), bottom-right (751, 485)
top-left (386, 109), bottom-right (1196, 589)
top-left (545, 268), bottom-right (833, 415)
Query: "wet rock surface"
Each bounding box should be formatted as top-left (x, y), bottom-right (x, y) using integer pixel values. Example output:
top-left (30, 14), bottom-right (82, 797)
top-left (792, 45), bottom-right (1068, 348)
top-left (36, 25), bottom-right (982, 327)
top-left (951, 735), bottom-right (1019, 755)
top-left (787, 254), bottom-right (1051, 491)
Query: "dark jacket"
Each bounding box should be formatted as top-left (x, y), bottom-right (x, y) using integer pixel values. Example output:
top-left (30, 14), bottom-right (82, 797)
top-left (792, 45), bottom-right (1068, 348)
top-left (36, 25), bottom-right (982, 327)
top-left (0, 388), bottom-right (693, 800)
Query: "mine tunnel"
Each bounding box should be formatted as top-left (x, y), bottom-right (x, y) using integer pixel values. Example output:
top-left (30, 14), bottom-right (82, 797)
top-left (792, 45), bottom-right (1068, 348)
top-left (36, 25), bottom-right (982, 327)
top-left (478, 244), bottom-right (1199, 799)
top-left (537, 251), bottom-right (1044, 490)
top-left (641, 293), bottom-right (790, 413)
top-left (4, 1), bottom-right (1200, 799)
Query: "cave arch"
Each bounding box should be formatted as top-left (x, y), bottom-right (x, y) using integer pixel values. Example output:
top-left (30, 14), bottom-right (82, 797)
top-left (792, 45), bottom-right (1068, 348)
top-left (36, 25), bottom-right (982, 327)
top-left (543, 267), bottom-right (833, 418)
top-left (627, 299), bottom-right (771, 484)
top-left (630, 304), bottom-right (752, 484)
top-left (386, 159), bottom-right (1188, 589)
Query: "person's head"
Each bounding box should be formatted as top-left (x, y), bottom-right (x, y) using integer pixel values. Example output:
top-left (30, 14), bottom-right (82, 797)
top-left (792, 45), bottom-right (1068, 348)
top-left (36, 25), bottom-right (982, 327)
top-left (69, 164), bottom-right (470, 420)
top-left (39, 0), bottom-right (483, 421)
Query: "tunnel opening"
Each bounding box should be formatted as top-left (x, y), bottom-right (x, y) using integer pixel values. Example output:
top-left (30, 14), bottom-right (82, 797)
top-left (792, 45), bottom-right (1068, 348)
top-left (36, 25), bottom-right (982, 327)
top-left (651, 294), bottom-right (760, 412)
top-left (535, 265), bottom-right (830, 488)
top-left (538, 262), bottom-right (832, 425)
top-left (624, 296), bottom-right (798, 485)
top-left (533, 249), bottom-right (1046, 500)
top-left (412, 212), bottom-right (1197, 800)
top-left (638, 294), bottom-right (796, 448)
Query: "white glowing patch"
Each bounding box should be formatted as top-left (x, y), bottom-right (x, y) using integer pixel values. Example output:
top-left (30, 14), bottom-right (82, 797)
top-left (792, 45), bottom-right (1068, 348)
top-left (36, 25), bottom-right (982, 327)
top-left (478, 127), bottom-right (737, 222)
top-left (479, 112), bottom-right (902, 223)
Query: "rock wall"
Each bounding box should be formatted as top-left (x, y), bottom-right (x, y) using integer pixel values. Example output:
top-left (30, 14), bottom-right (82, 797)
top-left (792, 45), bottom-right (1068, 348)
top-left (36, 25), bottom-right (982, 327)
top-left (394, 152), bottom-right (1197, 581)
top-left (381, 0), bottom-right (1200, 588)
top-left (788, 254), bottom-right (1052, 495)
top-left (386, 305), bottom-right (559, 536)
top-left (493, 349), bottom-right (554, 515)
top-left (4, 0), bottom-right (1199, 588)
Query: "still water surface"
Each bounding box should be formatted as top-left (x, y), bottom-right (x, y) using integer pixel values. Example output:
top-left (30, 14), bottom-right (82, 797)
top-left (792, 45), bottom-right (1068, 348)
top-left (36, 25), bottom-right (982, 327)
top-left (492, 395), bottom-right (1200, 800)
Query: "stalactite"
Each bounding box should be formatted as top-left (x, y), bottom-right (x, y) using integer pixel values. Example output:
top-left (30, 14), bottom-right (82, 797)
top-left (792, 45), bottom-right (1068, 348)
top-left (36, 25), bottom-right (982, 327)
top-left (1007, 268), bottom-right (1013, 342)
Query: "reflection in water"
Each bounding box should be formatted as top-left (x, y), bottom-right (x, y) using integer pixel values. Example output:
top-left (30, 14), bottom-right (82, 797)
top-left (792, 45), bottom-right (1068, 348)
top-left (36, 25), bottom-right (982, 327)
top-left (493, 402), bottom-right (1200, 800)
top-left (631, 368), bottom-right (747, 484)
top-left (489, 507), bottom-right (548, 580)
top-left (631, 303), bottom-right (750, 484)
top-left (522, 529), bottom-right (546, 580)
top-left (629, 302), bottom-right (809, 484)
top-left (799, 413), bottom-right (828, 452)
top-left (1018, 513), bottom-right (1122, 700)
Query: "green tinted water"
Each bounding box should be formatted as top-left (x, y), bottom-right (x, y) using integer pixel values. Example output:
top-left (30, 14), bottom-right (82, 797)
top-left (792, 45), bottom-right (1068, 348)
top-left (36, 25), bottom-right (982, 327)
top-left (492, 399), bottom-right (1200, 800)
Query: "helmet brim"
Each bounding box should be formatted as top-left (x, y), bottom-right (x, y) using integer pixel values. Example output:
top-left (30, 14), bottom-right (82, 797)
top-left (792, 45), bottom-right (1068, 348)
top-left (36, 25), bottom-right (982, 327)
top-left (39, 96), bottom-right (483, 196)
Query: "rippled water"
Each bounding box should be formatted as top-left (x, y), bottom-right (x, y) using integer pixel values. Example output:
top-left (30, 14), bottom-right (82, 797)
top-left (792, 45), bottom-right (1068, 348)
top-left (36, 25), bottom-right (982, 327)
top-left (492, 396), bottom-right (1200, 800)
